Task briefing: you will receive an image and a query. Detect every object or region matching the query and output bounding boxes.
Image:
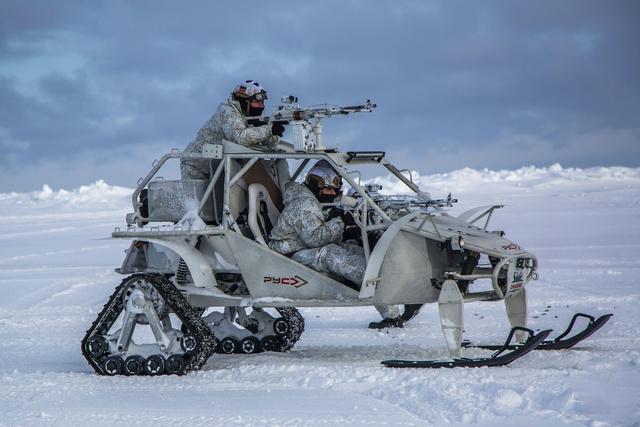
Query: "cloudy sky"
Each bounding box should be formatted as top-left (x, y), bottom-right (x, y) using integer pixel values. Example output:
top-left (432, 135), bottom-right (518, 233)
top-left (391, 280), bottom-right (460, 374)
top-left (1, 1), bottom-right (638, 192)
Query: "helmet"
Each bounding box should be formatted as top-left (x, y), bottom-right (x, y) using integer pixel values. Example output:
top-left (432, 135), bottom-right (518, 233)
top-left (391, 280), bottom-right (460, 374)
top-left (232, 80), bottom-right (267, 116)
top-left (232, 80), bottom-right (267, 101)
top-left (305, 160), bottom-right (342, 202)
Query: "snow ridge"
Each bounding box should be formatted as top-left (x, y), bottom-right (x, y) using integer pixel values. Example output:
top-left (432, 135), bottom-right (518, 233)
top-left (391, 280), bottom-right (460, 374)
top-left (0, 165), bottom-right (638, 210)
top-left (0, 180), bottom-right (131, 213)
top-left (368, 164), bottom-right (640, 194)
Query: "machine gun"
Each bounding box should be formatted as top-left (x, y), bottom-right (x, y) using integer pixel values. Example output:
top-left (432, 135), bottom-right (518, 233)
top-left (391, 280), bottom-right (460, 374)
top-left (251, 96), bottom-right (377, 152)
top-left (270, 96), bottom-right (377, 120)
top-left (354, 184), bottom-right (457, 217)
top-left (383, 193), bottom-right (458, 210)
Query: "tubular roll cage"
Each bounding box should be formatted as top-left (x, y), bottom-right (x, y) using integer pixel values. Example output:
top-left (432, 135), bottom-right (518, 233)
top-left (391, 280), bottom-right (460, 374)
top-left (123, 144), bottom-right (537, 301)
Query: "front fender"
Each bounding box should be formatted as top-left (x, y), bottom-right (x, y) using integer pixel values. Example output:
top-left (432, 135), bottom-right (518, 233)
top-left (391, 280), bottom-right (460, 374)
top-left (124, 237), bottom-right (218, 289)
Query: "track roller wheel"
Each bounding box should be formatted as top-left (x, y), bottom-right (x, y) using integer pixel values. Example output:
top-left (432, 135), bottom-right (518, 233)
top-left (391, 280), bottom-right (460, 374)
top-left (273, 317), bottom-right (289, 336)
top-left (240, 336), bottom-right (261, 354)
top-left (103, 355), bottom-right (123, 376)
top-left (85, 335), bottom-right (108, 358)
top-left (261, 335), bottom-right (283, 352)
top-left (219, 337), bottom-right (239, 354)
top-left (144, 355), bottom-right (166, 375)
top-left (180, 335), bottom-right (198, 353)
top-left (166, 354), bottom-right (186, 375)
top-left (123, 355), bottom-right (145, 376)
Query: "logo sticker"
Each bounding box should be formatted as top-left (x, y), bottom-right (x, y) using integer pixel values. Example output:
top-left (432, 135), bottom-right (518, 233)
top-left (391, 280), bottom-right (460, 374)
top-left (502, 243), bottom-right (521, 251)
top-left (507, 282), bottom-right (524, 296)
top-left (263, 275), bottom-right (308, 288)
top-left (512, 271), bottom-right (524, 283)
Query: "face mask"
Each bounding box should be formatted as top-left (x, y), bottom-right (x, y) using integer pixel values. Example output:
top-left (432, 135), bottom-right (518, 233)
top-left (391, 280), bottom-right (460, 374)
top-left (317, 191), bottom-right (337, 204)
top-left (248, 104), bottom-right (264, 117)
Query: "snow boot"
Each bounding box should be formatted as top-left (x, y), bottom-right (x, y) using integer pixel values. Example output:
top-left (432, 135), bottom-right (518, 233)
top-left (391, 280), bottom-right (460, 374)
top-left (368, 316), bottom-right (405, 329)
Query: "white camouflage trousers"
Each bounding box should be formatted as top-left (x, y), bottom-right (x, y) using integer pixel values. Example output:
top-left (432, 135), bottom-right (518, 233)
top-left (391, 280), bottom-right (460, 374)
top-left (292, 243), bottom-right (365, 284)
top-left (292, 243), bottom-right (400, 319)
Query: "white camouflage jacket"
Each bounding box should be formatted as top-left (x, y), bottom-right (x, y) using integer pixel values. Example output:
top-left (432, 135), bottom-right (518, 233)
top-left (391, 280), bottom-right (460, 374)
top-left (181, 98), bottom-right (278, 179)
top-left (269, 182), bottom-right (345, 255)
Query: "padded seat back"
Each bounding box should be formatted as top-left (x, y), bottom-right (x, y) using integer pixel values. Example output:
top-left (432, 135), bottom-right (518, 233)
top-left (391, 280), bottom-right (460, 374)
top-left (247, 183), bottom-right (281, 245)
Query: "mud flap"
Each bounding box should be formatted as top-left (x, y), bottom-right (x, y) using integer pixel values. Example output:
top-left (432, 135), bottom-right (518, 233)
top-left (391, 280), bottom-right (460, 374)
top-left (505, 288), bottom-right (527, 342)
top-left (438, 279), bottom-right (464, 358)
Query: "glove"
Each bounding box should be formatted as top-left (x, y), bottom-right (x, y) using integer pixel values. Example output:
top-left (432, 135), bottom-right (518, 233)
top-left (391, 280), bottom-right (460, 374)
top-left (271, 121), bottom-right (286, 137)
top-left (340, 210), bottom-right (356, 227)
top-left (343, 226), bottom-right (361, 242)
top-left (326, 207), bottom-right (344, 221)
top-left (327, 208), bottom-right (356, 226)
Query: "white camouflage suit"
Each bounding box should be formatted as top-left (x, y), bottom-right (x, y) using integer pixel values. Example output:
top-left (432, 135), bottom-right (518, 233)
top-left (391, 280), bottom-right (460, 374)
top-left (269, 181), bottom-right (366, 283)
top-left (180, 98), bottom-right (279, 180)
top-left (269, 182), bottom-right (400, 319)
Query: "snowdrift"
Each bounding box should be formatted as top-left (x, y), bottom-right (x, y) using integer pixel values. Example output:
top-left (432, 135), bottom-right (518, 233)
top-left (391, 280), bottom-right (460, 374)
top-left (2, 164), bottom-right (638, 211)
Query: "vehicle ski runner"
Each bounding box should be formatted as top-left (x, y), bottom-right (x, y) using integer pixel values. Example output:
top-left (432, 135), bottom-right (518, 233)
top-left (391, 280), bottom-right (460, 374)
top-left (81, 90), bottom-right (612, 375)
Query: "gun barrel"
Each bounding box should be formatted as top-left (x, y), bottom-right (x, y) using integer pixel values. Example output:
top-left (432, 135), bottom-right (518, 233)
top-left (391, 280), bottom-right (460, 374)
top-left (344, 103), bottom-right (377, 110)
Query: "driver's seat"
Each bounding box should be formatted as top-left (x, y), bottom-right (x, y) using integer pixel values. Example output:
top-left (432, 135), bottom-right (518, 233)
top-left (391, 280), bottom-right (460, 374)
top-left (247, 183), bottom-right (281, 246)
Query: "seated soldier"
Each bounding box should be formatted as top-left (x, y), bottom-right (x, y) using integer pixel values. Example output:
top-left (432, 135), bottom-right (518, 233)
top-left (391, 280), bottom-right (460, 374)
top-left (268, 160), bottom-right (404, 327)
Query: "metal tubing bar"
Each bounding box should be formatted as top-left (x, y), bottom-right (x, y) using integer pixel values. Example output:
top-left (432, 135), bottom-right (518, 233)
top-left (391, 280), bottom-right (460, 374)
top-left (364, 223), bottom-right (388, 232)
top-left (472, 267), bottom-right (495, 275)
top-left (527, 255), bottom-right (538, 282)
top-left (409, 214), bottom-right (442, 239)
top-left (427, 214), bottom-right (443, 239)
top-left (223, 157), bottom-right (231, 230)
top-left (143, 300), bottom-right (172, 351)
top-left (361, 200), bottom-right (371, 261)
top-left (416, 215), bottom-right (429, 232)
top-left (116, 312), bottom-right (137, 352)
top-left (484, 208), bottom-right (494, 231)
top-left (446, 272), bottom-right (493, 281)
top-left (198, 160), bottom-right (225, 218)
top-left (229, 157), bottom-right (259, 187)
top-left (131, 150), bottom-right (221, 222)
top-left (112, 228), bottom-right (224, 238)
top-left (491, 257), bottom-right (511, 300)
top-left (227, 153), bottom-right (331, 161)
top-left (382, 161), bottom-right (421, 194)
top-left (131, 152), bottom-right (182, 220)
top-left (469, 208), bottom-right (492, 226)
top-left (291, 159), bottom-right (310, 181)
top-left (382, 160), bottom-right (446, 215)
top-left (325, 159), bottom-right (392, 223)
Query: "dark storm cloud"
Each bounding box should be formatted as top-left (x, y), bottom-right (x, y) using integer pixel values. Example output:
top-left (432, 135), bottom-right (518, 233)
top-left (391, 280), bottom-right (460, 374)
top-left (0, 0), bottom-right (638, 191)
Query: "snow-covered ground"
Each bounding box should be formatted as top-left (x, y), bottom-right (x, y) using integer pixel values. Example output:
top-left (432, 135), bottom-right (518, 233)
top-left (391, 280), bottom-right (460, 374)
top-left (0, 165), bottom-right (638, 427)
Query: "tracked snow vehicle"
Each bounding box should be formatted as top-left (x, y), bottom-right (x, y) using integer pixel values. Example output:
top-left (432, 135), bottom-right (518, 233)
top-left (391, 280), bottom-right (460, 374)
top-left (82, 97), bottom-right (611, 375)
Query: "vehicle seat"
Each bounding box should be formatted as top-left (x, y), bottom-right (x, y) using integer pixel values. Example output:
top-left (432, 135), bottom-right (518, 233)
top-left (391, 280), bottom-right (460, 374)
top-left (247, 183), bottom-right (281, 246)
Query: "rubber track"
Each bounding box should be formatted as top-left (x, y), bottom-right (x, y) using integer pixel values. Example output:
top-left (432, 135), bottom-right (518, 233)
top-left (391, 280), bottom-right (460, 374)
top-left (81, 274), bottom-right (217, 375)
top-left (82, 274), bottom-right (306, 375)
top-left (276, 307), bottom-right (305, 352)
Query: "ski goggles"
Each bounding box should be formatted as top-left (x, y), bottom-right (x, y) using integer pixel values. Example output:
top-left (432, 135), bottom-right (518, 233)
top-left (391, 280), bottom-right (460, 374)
top-left (307, 174), bottom-right (342, 190)
top-left (250, 91), bottom-right (267, 101)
